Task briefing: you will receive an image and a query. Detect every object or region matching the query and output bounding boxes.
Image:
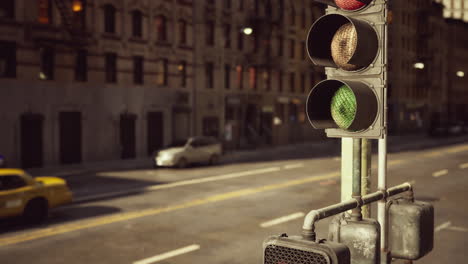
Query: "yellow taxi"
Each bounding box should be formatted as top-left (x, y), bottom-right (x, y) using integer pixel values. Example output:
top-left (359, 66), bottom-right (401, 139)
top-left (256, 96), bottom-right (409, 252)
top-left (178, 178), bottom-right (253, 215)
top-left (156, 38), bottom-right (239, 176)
top-left (0, 168), bottom-right (73, 223)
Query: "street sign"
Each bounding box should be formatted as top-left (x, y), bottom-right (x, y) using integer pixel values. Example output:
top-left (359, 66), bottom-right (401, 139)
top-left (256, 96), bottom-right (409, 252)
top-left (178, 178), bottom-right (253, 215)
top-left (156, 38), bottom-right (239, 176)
top-left (306, 0), bottom-right (387, 138)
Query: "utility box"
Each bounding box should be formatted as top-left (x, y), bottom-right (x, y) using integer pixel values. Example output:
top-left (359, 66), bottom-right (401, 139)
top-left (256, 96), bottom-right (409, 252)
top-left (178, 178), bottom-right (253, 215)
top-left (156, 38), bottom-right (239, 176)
top-left (328, 214), bottom-right (380, 264)
top-left (388, 198), bottom-right (434, 260)
top-left (263, 234), bottom-right (350, 264)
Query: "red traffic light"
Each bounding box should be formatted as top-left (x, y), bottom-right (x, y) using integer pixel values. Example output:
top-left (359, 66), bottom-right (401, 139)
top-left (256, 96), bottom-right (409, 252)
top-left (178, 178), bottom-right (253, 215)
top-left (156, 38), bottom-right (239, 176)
top-left (335, 0), bottom-right (370, 11)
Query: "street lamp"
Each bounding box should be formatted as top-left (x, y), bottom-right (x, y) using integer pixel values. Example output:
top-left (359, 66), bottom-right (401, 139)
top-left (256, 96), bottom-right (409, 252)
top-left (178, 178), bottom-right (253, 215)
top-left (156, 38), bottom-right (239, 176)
top-left (413, 62), bottom-right (425, 70)
top-left (242, 27), bottom-right (253, 35)
top-left (456, 71), bottom-right (465, 77)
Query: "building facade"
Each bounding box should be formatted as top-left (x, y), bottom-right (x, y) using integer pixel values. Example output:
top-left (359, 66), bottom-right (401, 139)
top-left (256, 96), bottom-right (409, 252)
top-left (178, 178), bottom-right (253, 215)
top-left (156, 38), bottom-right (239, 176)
top-left (0, 0), bottom-right (325, 168)
top-left (387, 0), bottom-right (467, 135)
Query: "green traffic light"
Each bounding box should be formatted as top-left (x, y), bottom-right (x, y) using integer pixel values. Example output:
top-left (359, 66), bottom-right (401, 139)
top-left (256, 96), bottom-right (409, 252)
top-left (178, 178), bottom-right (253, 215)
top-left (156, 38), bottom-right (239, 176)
top-left (331, 85), bottom-right (357, 130)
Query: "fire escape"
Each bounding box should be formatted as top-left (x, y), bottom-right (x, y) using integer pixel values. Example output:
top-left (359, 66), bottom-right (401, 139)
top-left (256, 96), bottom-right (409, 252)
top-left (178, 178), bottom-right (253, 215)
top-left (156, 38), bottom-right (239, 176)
top-left (29, 0), bottom-right (90, 46)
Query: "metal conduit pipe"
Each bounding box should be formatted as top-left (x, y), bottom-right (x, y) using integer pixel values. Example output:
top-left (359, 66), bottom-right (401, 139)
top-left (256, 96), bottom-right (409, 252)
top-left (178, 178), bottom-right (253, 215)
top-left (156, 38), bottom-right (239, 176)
top-left (352, 138), bottom-right (362, 221)
top-left (302, 182), bottom-right (413, 241)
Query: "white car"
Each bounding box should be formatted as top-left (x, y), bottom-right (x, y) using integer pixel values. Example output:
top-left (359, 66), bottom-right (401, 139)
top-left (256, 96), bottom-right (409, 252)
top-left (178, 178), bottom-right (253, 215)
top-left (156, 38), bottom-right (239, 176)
top-left (154, 137), bottom-right (222, 168)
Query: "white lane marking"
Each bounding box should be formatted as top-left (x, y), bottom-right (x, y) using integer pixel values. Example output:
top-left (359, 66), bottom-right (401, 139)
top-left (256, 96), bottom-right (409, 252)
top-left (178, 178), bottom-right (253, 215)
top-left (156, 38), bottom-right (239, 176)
top-left (459, 163), bottom-right (468, 169)
top-left (260, 212), bottom-right (305, 228)
top-left (435, 221), bottom-right (451, 232)
top-left (74, 167), bottom-right (281, 203)
top-left (133, 244), bottom-right (200, 264)
top-left (283, 163), bottom-right (304, 170)
top-left (432, 169), bottom-right (448, 178)
top-left (447, 226), bottom-right (468, 232)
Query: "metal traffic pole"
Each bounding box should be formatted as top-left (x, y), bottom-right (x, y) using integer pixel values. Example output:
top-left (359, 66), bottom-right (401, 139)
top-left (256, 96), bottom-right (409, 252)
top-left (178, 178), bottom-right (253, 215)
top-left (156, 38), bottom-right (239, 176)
top-left (378, 136), bottom-right (388, 264)
top-left (361, 139), bottom-right (372, 218)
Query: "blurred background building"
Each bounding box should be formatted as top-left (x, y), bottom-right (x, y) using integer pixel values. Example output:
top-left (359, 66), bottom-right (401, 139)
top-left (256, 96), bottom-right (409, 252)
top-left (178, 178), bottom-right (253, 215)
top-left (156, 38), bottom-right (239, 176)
top-left (0, 0), bottom-right (466, 168)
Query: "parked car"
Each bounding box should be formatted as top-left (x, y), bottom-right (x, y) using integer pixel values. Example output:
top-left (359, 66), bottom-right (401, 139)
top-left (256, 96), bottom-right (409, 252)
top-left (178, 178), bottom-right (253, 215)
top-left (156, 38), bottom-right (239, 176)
top-left (154, 137), bottom-right (222, 168)
top-left (0, 168), bottom-right (73, 224)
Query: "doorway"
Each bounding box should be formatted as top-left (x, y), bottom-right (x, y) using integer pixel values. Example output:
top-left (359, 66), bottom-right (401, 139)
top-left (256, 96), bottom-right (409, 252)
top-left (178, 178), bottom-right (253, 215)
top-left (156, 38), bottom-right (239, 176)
top-left (20, 113), bottom-right (44, 168)
top-left (59, 111), bottom-right (82, 164)
top-left (147, 111), bottom-right (164, 156)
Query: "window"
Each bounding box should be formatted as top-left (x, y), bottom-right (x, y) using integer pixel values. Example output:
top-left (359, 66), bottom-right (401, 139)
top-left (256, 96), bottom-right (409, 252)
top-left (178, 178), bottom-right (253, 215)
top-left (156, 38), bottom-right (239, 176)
top-left (38, 0), bottom-right (53, 24)
top-left (224, 64), bottom-right (230, 89)
top-left (224, 24), bottom-right (231, 48)
top-left (236, 65), bottom-right (243, 90)
top-left (179, 61), bottom-right (187, 87)
top-left (253, 34), bottom-right (259, 52)
top-left (157, 59), bottom-right (168, 86)
top-left (133, 56), bottom-right (143, 84)
top-left (179, 19), bottom-right (187, 44)
top-left (301, 41), bottom-right (306, 59)
top-left (105, 53), bottom-right (117, 83)
top-left (40, 47), bottom-right (54, 80)
top-left (237, 32), bottom-right (244, 50)
top-left (155, 15), bottom-right (167, 42)
top-left (0, 0), bottom-right (14, 19)
top-left (0, 175), bottom-right (27, 191)
top-left (310, 72), bottom-right (315, 89)
top-left (278, 36), bottom-right (283, 56)
top-left (205, 62), bottom-right (214, 88)
top-left (72, 0), bottom-right (86, 30)
top-left (206, 21), bottom-right (215, 46)
top-left (290, 39), bottom-right (295, 59)
top-left (249, 67), bottom-right (257, 90)
top-left (300, 73), bottom-right (305, 93)
top-left (264, 70), bottom-right (271, 91)
top-left (289, 72), bottom-right (295, 92)
top-left (132, 10), bottom-right (143, 37)
top-left (104, 4), bottom-right (116, 33)
top-left (277, 70), bottom-right (283, 92)
top-left (301, 11), bottom-right (306, 28)
top-left (0, 41), bottom-right (16, 78)
top-left (75, 49), bottom-right (87, 82)
top-left (290, 9), bottom-right (295, 26)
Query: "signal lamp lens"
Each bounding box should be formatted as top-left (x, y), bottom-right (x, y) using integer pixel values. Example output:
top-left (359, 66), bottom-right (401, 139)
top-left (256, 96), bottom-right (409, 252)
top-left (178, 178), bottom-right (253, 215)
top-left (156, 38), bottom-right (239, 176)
top-left (331, 23), bottom-right (359, 71)
top-left (335, 0), bottom-right (367, 10)
top-left (331, 85), bottom-right (357, 130)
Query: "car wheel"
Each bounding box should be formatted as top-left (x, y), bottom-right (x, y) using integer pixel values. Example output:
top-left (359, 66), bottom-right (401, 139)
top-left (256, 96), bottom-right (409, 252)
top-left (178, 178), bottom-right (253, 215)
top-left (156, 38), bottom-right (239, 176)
top-left (209, 154), bottom-right (220, 165)
top-left (23, 198), bottom-right (48, 225)
top-left (177, 157), bottom-right (188, 169)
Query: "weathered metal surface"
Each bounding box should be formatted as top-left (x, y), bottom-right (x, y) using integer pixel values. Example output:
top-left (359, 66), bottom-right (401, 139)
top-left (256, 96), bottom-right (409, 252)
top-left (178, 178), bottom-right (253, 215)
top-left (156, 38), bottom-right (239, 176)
top-left (329, 215), bottom-right (380, 264)
top-left (263, 235), bottom-right (350, 264)
top-left (388, 199), bottom-right (434, 260)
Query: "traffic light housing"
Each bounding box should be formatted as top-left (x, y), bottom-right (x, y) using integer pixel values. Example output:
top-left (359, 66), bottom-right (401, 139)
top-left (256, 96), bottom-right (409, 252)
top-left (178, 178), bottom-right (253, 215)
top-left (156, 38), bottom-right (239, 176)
top-left (263, 234), bottom-right (350, 264)
top-left (306, 0), bottom-right (387, 138)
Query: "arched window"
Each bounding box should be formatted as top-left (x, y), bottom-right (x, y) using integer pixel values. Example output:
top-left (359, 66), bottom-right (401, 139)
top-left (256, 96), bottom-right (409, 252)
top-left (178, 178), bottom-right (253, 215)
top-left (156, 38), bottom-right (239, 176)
top-left (132, 10), bottom-right (143, 37)
top-left (155, 15), bottom-right (167, 42)
top-left (178, 19), bottom-right (187, 44)
top-left (104, 4), bottom-right (116, 33)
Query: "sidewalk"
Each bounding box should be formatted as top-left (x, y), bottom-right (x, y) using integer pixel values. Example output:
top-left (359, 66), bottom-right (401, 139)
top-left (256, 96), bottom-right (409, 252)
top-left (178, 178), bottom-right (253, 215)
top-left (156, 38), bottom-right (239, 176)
top-left (27, 134), bottom-right (468, 178)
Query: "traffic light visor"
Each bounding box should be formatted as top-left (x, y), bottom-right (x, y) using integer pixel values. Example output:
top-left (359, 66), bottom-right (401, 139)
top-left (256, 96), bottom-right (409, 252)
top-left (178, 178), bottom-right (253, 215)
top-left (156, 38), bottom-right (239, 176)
top-left (307, 80), bottom-right (378, 132)
top-left (307, 14), bottom-right (378, 71)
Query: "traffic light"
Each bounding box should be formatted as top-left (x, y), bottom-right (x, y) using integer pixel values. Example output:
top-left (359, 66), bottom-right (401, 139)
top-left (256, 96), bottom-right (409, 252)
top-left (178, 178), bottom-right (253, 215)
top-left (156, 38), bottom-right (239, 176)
top-left (263, 234), bottom-right (350, 264)
top-left (306, 0), bottom-right (387, 138)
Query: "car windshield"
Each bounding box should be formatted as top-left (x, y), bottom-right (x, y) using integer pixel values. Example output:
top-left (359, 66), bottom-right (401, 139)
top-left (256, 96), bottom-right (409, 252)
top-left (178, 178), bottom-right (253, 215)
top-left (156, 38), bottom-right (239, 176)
top-left (167, 139), bottom-right (188, 148)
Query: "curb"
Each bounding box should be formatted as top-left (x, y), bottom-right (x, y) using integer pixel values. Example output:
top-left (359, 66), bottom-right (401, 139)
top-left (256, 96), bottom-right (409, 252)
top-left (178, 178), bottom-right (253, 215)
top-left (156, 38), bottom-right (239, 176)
top-left (28, 135), bottom-right (468, 178)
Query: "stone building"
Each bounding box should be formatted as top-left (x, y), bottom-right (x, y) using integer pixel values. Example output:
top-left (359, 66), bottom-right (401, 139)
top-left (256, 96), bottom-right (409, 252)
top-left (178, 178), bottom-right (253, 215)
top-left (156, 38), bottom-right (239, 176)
top-left (387, 0), bottom-right (467, 134)
top-left (0, 0), bottom-right (325, 168)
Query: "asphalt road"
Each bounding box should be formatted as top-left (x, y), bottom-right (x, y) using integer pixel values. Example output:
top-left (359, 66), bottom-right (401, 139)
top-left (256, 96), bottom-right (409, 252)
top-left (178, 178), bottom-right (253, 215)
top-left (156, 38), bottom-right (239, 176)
top-left (0, 141), bottom-right (467, 264)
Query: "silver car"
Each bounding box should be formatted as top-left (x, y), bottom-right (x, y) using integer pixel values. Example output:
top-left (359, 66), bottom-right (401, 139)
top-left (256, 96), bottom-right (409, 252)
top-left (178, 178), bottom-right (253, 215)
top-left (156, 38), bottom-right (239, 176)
top-left (154, 137), bottom-right (222, 168)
